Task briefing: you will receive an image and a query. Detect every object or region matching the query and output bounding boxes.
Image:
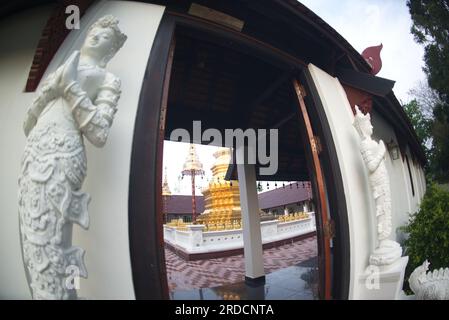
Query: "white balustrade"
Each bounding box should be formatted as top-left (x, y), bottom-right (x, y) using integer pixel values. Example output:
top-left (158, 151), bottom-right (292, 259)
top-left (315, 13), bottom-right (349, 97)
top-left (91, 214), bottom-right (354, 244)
top-left (164, 212), bottom-right (316, 255)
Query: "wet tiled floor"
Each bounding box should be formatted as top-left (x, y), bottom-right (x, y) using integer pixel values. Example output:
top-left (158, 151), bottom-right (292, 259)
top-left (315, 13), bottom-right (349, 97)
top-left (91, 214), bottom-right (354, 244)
top-left (166, 236), bottom-right (318, 300)
top-left (170, 258), bottom-right (319, 300)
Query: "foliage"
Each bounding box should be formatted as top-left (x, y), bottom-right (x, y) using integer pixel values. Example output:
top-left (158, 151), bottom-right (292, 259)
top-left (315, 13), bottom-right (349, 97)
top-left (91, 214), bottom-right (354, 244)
top-left (401, 184), bottom-right (449, 287)
top-left (407, 0), bottom-right (449, 182)
top-left (408, 0), bottom-right (449, 100)
top-left (408, 80), bottom-right (441, 119)
top-left (403, 99), bottom-right (431, 152)
top-left (431, 103), bottom-right (449, 181)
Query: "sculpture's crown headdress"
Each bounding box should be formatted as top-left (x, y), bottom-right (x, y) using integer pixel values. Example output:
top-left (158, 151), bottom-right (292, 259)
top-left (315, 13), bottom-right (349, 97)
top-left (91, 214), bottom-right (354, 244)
top-left (353, 105), bottom-right (371, 135)
top-left (88, 15), bottom-right (127, 65)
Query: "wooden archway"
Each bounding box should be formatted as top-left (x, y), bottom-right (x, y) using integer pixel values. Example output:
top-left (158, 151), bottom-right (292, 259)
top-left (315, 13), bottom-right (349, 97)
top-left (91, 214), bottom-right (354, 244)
top-left (129, 11), bottom-right (350, 300)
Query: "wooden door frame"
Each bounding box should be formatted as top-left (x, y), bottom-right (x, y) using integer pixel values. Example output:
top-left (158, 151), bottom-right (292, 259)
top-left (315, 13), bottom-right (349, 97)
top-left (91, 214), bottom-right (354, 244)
top-left (293, 79), bottom-right (332, 299)
top-left (128, 12), bottom-right (350, 300)
top-left (300, 70), bottom-right (351, 300)
top-left (128, 14), bottom-right (175, 300)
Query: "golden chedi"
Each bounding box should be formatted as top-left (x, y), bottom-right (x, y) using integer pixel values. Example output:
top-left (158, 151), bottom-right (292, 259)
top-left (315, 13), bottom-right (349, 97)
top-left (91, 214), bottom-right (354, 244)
top-left (196, 148), bottom-right (242, 231)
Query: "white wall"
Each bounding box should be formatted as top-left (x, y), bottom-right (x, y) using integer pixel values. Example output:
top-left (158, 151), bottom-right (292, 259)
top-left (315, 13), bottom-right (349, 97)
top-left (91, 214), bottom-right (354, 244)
top-left (0, 5), bottom-right (54, 300)
top-left (372, 110), bottom-right (428, 241)
top-left (398, 144), bottom-right (426, 216)
top-left (309, 64), bottom-right (427, 299)
top-left (0, 0), bottom-right (165, 299)
top-left (370, 111), bottom-right (421, 242)
top-left (309, 64), bottom-right (375, 299)
top-left (265, 202), bottom-right (308, 215)
top-left (417, 161), bottom-right (426, 203)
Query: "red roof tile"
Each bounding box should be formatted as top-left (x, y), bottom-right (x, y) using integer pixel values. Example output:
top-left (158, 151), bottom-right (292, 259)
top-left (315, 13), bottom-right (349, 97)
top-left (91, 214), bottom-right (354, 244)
top-left (162, 195), bottom-right (205, 214)
top-left (258, 182), bottom-right (312, 210)
top-left (162, 182), bottom-right (311, 214)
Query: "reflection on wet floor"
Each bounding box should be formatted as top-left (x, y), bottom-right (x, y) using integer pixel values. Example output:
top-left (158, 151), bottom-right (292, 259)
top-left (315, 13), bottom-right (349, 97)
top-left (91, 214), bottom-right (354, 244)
top-left (166, 236), bottom-right (318, 291)
top-left (170, 257), bottom-right (319, 300)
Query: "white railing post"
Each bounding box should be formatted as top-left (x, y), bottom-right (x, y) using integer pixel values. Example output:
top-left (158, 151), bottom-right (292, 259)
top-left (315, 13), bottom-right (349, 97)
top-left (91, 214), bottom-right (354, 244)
top-left (187, 225), bottom-right (204, 249)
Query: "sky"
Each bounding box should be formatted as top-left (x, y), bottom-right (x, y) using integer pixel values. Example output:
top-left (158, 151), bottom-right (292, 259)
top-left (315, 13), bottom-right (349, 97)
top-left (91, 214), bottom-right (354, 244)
top-left (163, 0), bottom-right (426, 195)
top-left (300, 0), bottom-right (426, 103)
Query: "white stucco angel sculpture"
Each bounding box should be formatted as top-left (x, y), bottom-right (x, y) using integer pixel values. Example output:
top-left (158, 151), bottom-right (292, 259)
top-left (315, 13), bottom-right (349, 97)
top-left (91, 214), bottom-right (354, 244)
top-left (353, 106), bottom-right (402, 266)
top-left (18, 15), bottom-right (126, 299)
top-left (409, 260), bottom-right (449, 300)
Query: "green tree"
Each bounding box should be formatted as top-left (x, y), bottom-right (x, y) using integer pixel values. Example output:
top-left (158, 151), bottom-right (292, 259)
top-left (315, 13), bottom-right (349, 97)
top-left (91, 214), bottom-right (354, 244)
top-left (432, 102), bottom-right (449, 181)
top-left (403, 99), bottom-right (431, 152)
top-left (401, 184), bottom-right (449, 290)
top-left (408, 0), bottom-right (449, 99)
top-left (408, 0), bottom-right (449, 182)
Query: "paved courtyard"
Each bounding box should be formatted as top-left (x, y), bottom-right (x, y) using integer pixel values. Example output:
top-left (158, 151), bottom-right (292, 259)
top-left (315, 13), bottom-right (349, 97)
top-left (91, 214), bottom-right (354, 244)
top-left (165, 236), bottom-right (317, 291)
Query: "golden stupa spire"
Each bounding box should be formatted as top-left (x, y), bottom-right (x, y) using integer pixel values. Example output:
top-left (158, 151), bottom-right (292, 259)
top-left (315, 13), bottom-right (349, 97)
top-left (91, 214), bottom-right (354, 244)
top-left (162, 166), bottom-right (171, 195)
top-left (210, 147), bottom-right (233, 180)
top-left (182, 143), bottom-right (204, 174)
top-left (196, 147), bottom-right (242, 230)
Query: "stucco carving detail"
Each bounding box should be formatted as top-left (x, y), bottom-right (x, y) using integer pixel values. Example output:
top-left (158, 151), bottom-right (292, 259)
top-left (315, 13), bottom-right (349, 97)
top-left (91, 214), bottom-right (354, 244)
top-left (18, 15), bottom-right (126, 299)
top-left (409, 260), bottom-right (449, 300)
top-left (353, 106), bottom-right (402, 266)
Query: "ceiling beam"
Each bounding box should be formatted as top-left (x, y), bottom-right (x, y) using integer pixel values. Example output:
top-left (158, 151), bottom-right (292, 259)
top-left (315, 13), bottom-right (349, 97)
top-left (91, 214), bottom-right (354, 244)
top-left (241, 69), bottom-right (295, 127)
top-left (269, 112), bottom-right (296, 129)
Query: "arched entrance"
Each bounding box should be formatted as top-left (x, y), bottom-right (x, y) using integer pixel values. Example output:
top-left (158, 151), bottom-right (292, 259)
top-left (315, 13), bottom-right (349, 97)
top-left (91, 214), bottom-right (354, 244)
top-left (129, 11), bottom-right (350, 300)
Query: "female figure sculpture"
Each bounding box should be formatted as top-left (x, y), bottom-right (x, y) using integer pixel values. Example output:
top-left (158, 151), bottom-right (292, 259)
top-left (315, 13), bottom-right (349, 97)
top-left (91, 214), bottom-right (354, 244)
top-left (353, 106), bottom-right (402, 266)
top-left (18, 15), bottom-right (127, 299)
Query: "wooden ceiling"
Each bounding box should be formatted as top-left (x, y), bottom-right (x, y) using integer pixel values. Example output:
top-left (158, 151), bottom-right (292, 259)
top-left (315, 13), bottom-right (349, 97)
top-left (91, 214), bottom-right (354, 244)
top-left (165, 26), bottom-right (309, 181)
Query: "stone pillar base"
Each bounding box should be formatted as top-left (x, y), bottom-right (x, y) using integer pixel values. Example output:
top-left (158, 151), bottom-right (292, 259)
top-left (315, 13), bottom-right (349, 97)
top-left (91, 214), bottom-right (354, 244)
top-left (358, 256), bottom-right (409, 300)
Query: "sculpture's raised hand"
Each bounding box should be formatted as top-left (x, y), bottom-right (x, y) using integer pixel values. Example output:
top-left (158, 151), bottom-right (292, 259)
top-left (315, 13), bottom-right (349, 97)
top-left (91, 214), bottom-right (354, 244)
top-left (23, 112), bottom-right (36, 137)
top-left (60, 50), bottom-right (80, 91)
top-left (379, 140), bottom-right (386, 157)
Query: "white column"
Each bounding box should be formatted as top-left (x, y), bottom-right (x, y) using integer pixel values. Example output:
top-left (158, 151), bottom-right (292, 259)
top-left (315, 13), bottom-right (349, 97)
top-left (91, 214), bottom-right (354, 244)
top-left (237, 151), bottom-right (265, 281)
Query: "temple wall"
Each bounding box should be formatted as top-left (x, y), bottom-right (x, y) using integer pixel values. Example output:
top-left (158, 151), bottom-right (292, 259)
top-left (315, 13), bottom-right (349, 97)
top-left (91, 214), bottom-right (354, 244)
top-left (370, 111), bottom-right (426, 243)
top-left (409, 146), bottom-right (426, 211)
top-left (309, 64), bottom-right (374, 299)
top-left (0, 4), bottom-right (53, 300)
top-left (308, 64), bottom-right (426, 299)
top-left (264, 202), bottom-right (309, 215)
top-left (0, 0), bottom-right (165, 299)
